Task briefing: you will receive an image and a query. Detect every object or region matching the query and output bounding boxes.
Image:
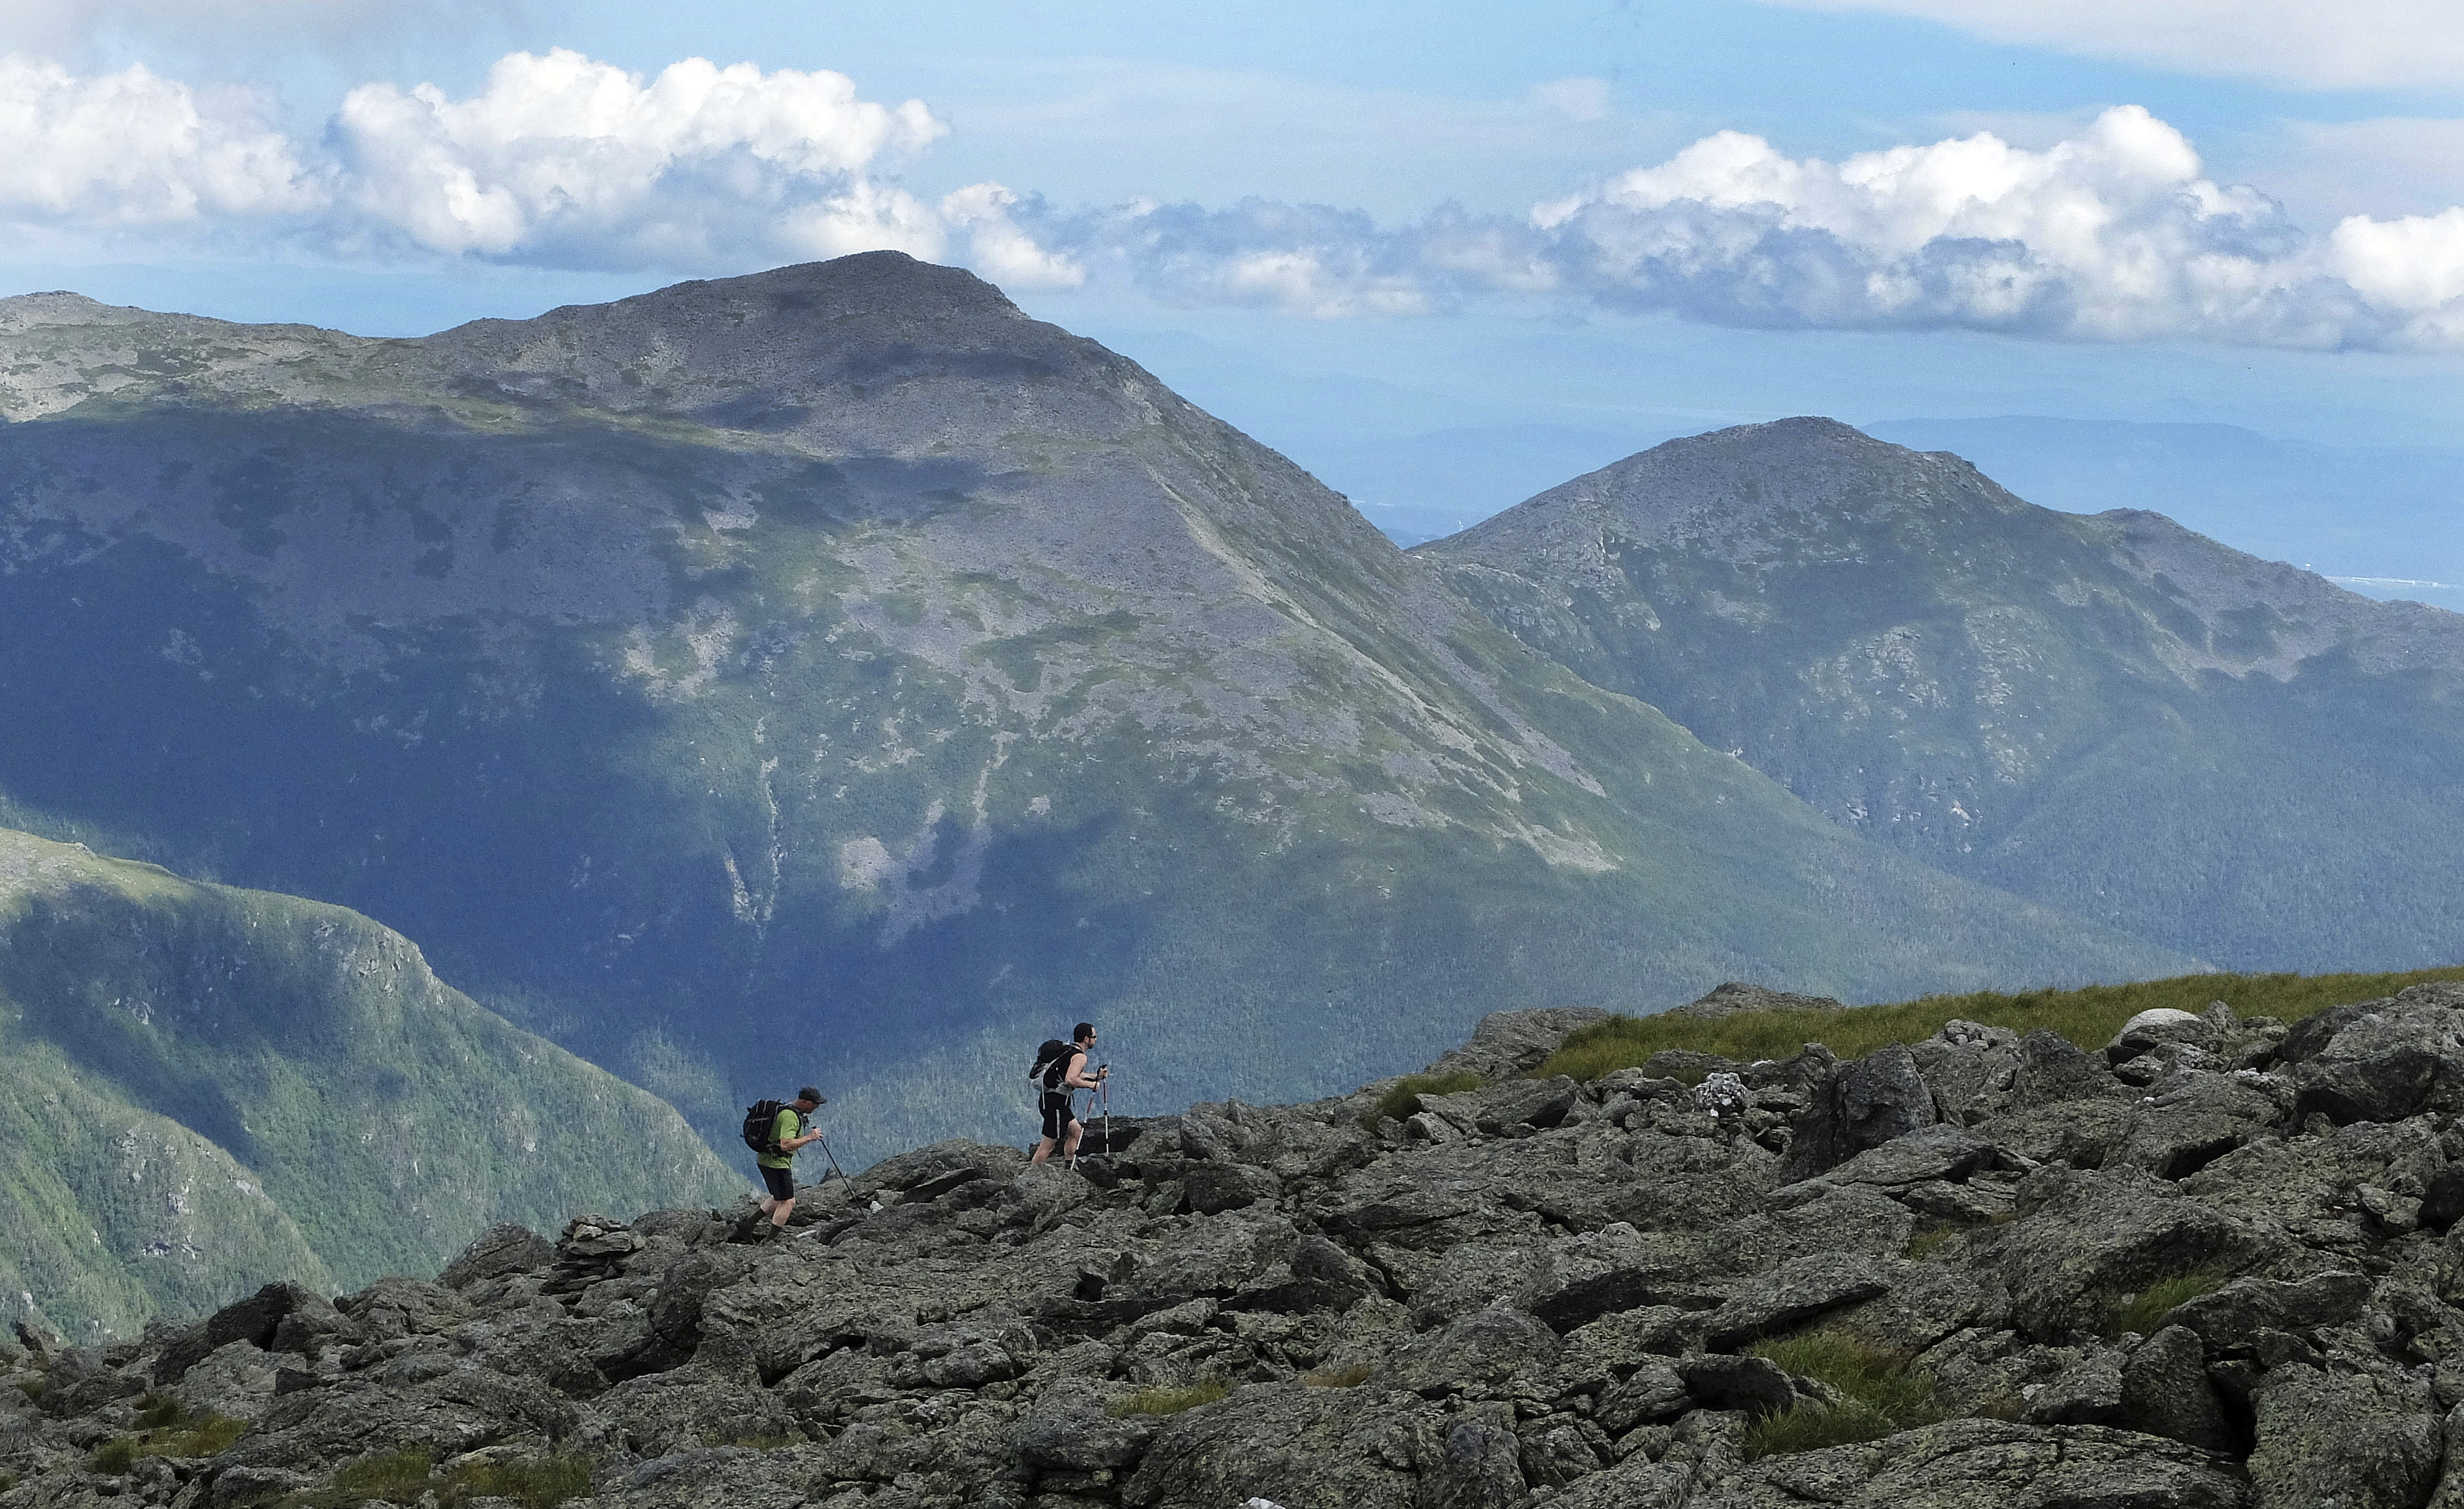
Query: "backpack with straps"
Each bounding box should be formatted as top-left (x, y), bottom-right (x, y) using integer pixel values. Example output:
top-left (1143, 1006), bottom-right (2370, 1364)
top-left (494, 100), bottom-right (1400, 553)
top-left (1028, 1039), bottom-right (1077, 1093)
top-left (741, 1099), bottom-right (788, 1154)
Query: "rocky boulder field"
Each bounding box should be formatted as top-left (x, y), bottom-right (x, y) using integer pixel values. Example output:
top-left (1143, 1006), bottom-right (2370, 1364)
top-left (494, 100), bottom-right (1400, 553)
top-left (15, 986), bottom-right (2464, 1508)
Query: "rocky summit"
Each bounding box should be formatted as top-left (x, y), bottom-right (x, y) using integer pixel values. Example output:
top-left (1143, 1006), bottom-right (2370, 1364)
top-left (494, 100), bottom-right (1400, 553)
top-left (16, 987), bottom-right (2464, 1508)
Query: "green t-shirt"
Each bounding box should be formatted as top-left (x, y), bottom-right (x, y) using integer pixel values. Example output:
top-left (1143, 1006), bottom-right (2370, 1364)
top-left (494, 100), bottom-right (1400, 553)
top-left (758, 1107), bottom-right (802, 1170)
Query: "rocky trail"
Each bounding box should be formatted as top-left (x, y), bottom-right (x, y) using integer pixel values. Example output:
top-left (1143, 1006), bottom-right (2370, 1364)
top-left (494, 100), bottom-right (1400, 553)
top-left (14, 987), bottom-right (2464, 1508)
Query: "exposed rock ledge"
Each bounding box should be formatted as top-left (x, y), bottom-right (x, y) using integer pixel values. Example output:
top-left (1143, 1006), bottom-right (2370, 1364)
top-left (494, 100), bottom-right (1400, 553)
top-left (15, 986), bottom-right (2464, 1509)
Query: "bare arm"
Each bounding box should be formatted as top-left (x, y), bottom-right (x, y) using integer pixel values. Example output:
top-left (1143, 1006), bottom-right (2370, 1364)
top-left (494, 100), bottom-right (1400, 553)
top-left (1065, 1050), bottom-right (1105, 1090)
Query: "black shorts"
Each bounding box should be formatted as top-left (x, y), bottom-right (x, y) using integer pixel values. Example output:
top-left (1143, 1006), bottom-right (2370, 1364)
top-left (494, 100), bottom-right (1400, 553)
top-left (1040, 1093), bottom-right (1076, 1140)
top-left (759, 1165), bottom-right (795, 1201)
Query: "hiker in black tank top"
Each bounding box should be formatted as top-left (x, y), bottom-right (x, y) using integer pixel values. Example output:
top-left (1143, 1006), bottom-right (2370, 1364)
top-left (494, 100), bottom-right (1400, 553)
top-left (1031, 1023), bottom-right (1106, 1165)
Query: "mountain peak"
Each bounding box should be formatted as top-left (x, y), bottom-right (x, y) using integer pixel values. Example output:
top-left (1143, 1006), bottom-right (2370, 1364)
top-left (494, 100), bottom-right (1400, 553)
top-left (475, 251), bottom-right (1027, 340)
top-left (1435, 416), bottom-right (2010, 560)
top-left (403, 252), bottom-right (1118, 436)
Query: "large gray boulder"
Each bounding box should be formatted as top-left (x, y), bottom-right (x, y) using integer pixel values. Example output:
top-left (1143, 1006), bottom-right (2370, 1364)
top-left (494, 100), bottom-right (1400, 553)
top-left (1118, 1384), bottom-right (1450, 1509)
top-left (1382, 1305), bottom-right (1559, 1395)
top-left (2248, 1365), bottom-right (2442, 1509)
top-left (1775, 1042), bottom-right (1939, 1182)
top-left (2117, 1325), bottom-right (2239, 1454)
top-left (2277, 986), bottom-right (2464, 1125)
top-left (1978, 1165), bottom-right (2264, 1342)
top-left (1713, 1418), bottom-right (2250, 1507)
top-left (1665, 982), bottom-right (1848, 1021)
top-left (1422, 1006), bottom-right (1612, 1080)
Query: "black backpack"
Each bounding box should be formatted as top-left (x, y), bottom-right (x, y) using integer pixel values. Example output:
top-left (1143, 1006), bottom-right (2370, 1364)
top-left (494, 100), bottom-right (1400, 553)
top-left (741, 1099), bottom-right (788, 1154)
top-left (1029, 1040), bottom-right (1076, 1092)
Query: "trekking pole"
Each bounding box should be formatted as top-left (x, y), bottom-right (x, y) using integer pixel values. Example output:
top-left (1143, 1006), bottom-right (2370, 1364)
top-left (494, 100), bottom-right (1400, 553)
top-left (813, 1126), bottom-right (849, 1184)
top-left (1098, 1071), bottom-right (1111, 1157)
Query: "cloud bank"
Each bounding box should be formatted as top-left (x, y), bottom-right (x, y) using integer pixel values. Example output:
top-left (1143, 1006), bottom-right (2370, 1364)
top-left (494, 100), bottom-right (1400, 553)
top-left (1024, 106), bottom-right (2464, 352)
top-left (0, 48), bottom-right (1071, 282)
top-left (12, 49), bottom-right (2464, 352)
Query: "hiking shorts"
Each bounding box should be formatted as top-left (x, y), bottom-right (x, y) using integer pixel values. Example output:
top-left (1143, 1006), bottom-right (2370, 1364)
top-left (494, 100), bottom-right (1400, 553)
top-left (759, 1165), bottom-right (795, 1201)
top-left (1040, 1093), bottom-right (1076, 1140)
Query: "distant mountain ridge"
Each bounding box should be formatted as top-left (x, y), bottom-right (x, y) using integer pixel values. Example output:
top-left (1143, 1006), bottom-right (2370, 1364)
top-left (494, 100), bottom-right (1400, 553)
top-left (0, 827), bottom-right (734, 1341)
top-left (1865, 414), bottom-right (2464, 608)
top-left (0, 257), bottom-right (2188, 1166)
top-left (1422, 416), bottom-right (2464, 971)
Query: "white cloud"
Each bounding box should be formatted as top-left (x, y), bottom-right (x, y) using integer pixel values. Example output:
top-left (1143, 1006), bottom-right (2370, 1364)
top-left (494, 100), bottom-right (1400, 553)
top-left (1012, 105), bottom-right (2464, 352)
top-left (1533, 106), bottom-right (2311, 342)
top-left (329, 48), bottom-right (950, 264)
top-left (937, 183), bottom-right (1083, 291)
top-left (13, 48), bottom-right (2464, 356)
top-left (1749, 0), bottom-right (2464, 91)
top-left (0, 53), bottom-right (318, 228)
top-left (0, 46), bottom-right (1084, 283)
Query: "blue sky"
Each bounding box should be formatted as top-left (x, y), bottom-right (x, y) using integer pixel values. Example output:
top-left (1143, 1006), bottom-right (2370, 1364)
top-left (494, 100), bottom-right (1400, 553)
top-left (7, 0), bottom-right (2464, 589)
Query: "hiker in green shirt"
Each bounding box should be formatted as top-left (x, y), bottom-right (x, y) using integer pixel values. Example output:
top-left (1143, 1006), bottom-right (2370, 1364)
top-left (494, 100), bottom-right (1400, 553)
top-left (753, 1086), bottom-right (827, 1236)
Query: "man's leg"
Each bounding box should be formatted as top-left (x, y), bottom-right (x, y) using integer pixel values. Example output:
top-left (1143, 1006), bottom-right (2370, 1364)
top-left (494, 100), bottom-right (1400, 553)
top-left (1062, 1118), bottom-right (1083, 1163)
top-left (754, 1166), bottom-right (796, 1234)
top-left (1033, 1097), bottom-right (1064, 1164)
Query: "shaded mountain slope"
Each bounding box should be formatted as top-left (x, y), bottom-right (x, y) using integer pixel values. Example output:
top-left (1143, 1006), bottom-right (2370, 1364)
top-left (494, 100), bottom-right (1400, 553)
top-left (0, 261), bottom-right (2188, 1163)
top-left (0, 828), bottom-right (735, 1340)
top-left (1420, 417), bottom-right (2464, 970)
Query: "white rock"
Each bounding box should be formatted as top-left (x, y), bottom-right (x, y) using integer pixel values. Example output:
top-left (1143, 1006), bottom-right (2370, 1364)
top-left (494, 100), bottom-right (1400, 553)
top-left (2111, 1008), bottom-right (2201, 1044)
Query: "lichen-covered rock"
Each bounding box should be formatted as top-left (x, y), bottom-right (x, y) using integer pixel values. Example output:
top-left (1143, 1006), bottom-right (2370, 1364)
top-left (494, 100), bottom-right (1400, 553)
top-left (32, 995), bottom-right (2464, 1509)
top-left (2248, 1365), bottom-right (2442, 1509)
top-left (1980, 1165), bottom-right (2265, 1341)
top-left (1713, 1419), bottom-right (2251, 1507)
top-left (1777, 1042), bottom-right (1938, 1182)
top-left (1381, 1305), bottom-right (1558, 1395)
top-left (1667, 982), bottom-right (1848, 1021)
top-left (440, 1221), bottom-right (558, 1291)
top-left (1119, 1384), bottom-right (1448, 1509)
top-left (2117, 1324), bottom-right (2237, 1453)
top-left (2278, 985), bottom-right (2464, 1125)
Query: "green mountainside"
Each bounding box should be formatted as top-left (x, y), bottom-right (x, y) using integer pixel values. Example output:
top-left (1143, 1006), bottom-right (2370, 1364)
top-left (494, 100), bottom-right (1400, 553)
top-left (0, 257), bottom-right (2191, 1165)
top-left (0, 827), bottom-right (735, 1341)
top-left (1420, 416), bottom-right (2464, 972)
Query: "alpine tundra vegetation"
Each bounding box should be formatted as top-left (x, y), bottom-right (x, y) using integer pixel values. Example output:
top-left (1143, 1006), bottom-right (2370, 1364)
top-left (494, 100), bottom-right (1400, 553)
top-left (10, 989), bottom-right (2464, 1508)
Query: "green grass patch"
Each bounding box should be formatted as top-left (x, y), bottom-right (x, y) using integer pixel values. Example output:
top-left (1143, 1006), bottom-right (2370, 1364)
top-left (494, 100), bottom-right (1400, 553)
top-left (1903, 1225), bottom-right (1957, 1261)
top-left (15, 1376), bottom-right (45, 1402)
top-left (1742, 1397), bottom-right (1901, 1457)
top-left (1301, 1361), bottom-right (1374, 1387)
top-left (170, 1414), bottom-right (248, 1457)
top-left (135, 1392), bottom-right (186, 1431)
top-left (2109, 1270), bottom-right (2227, 1338)
top-left (1536, 967), bottom-right (2464, 1082)
top-left (1365, 1072), bottom-right (1485, 1127)
top-left (1742, 1329), bottom-right (1942, 1460)
top-left (1110, 1378), bottom-right (1231, 1416)
top-left (275, 1448), bottom-right (593, 1509)
top-left (92, 1396), bottom-right (249, 1465)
